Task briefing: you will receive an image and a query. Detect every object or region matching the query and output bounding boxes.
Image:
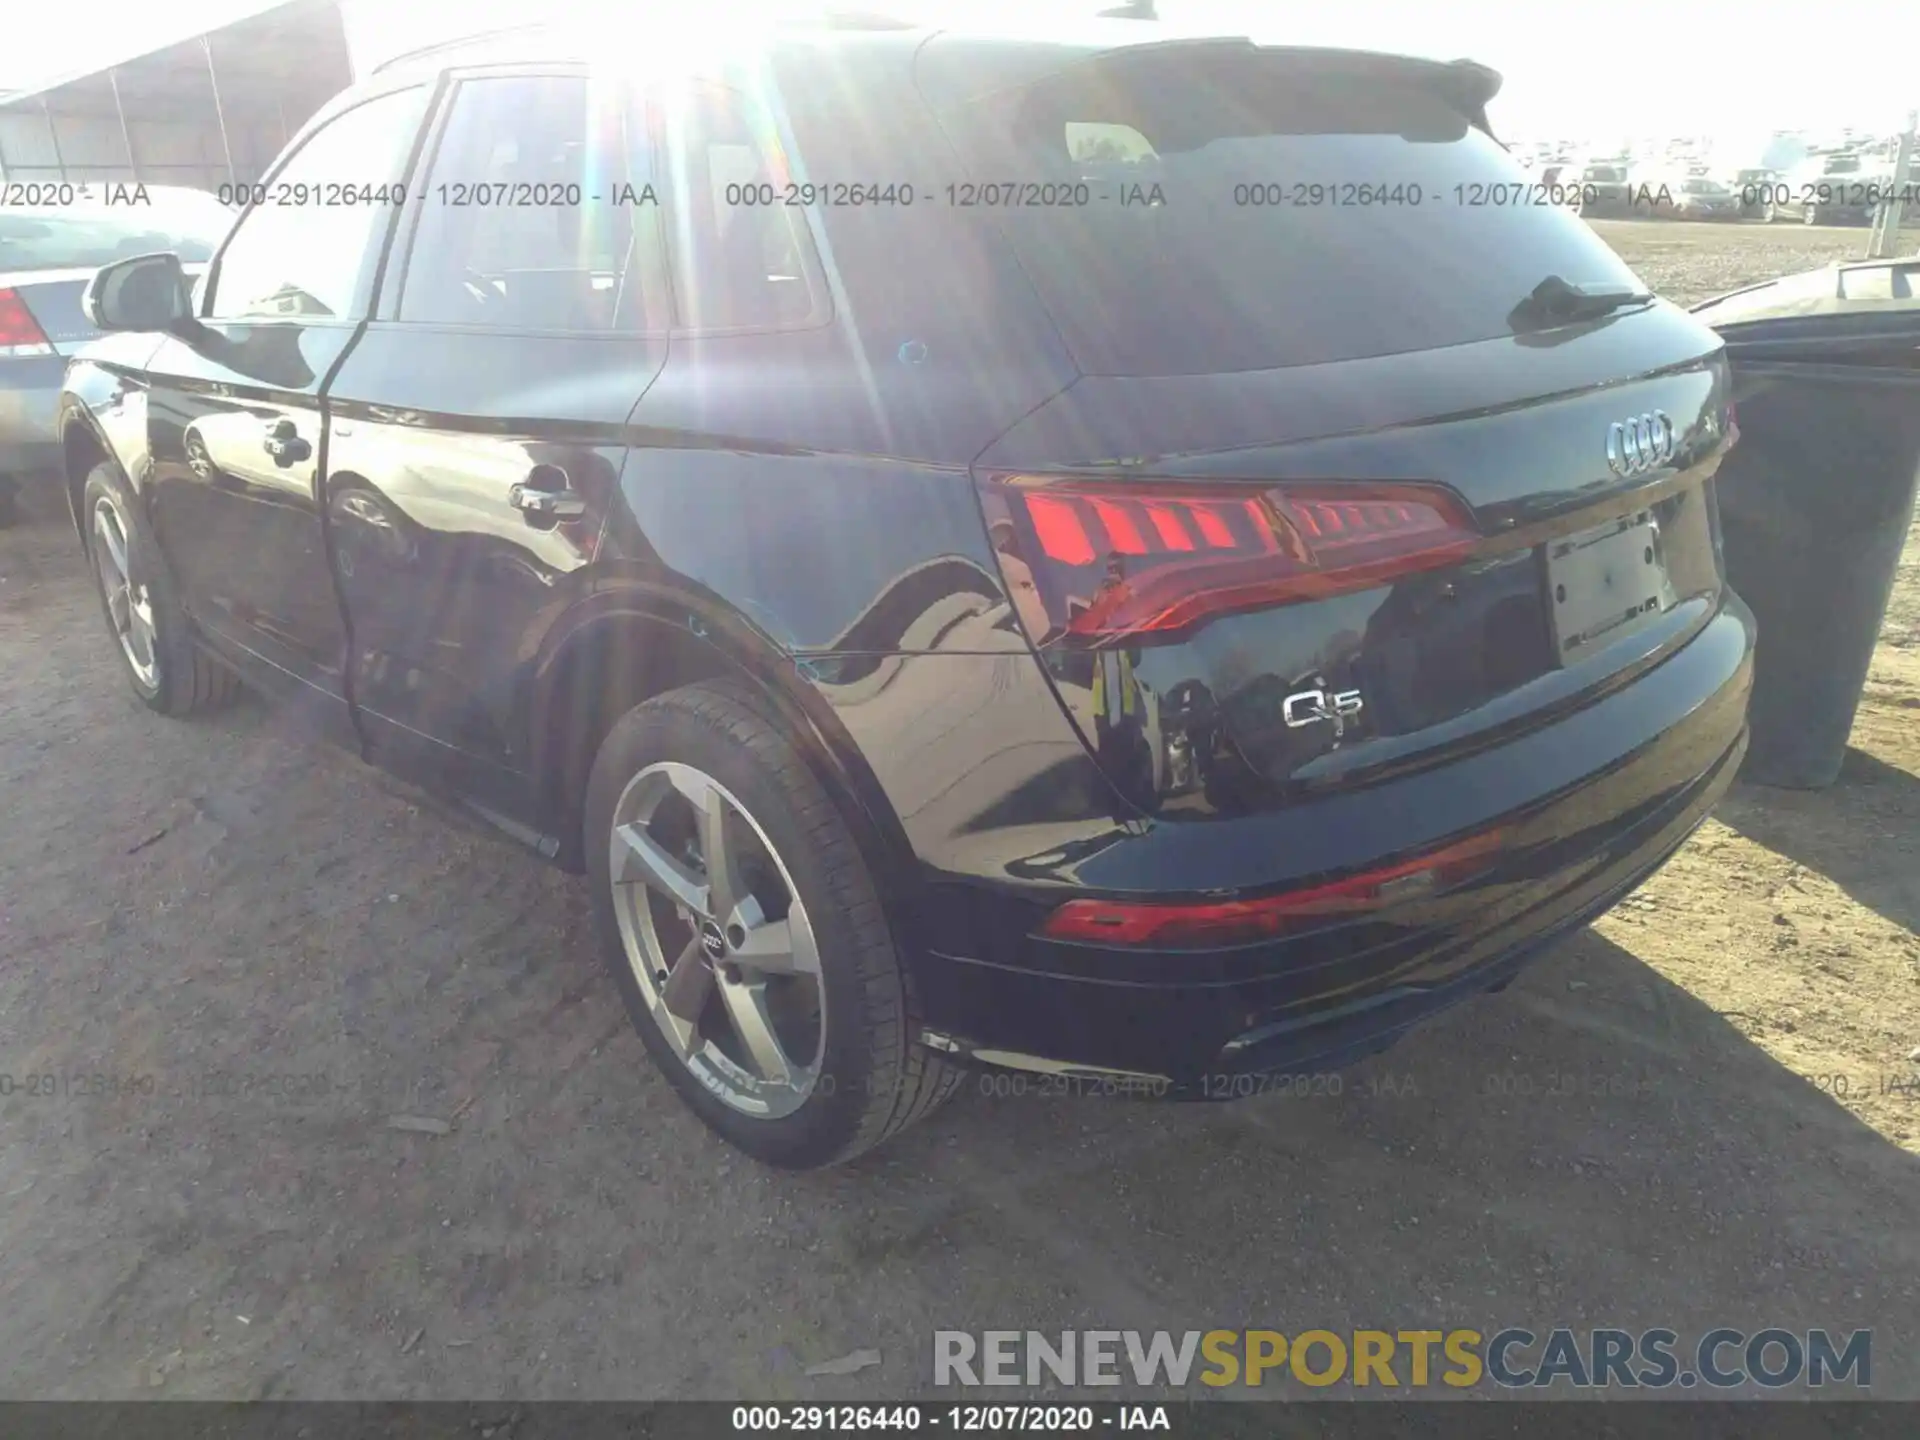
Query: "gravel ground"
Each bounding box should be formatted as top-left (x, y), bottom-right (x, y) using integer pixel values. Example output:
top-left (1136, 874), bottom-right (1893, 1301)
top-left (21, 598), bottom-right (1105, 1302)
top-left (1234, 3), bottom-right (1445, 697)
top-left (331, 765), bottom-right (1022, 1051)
top-left (1589, 216), bottom-right (1920, 306)
top-left (0, 219), bottom-right (1916, 1402)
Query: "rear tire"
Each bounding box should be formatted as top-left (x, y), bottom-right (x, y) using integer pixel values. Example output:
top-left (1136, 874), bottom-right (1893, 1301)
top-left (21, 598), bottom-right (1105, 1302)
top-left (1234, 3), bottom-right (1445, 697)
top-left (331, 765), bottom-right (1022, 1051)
top-left (81, 462), bottom-right (238, 716)
top-left (584, 677), bottom-right (961, 1168)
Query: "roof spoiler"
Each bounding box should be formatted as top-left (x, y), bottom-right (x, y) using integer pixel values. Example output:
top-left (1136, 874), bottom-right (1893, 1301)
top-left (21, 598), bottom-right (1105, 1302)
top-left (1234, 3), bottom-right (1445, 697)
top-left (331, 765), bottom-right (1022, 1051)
top-left (1440, 57), bottom-right (1502, 132)
top-left (919, 35), bottom-right (1503, 133)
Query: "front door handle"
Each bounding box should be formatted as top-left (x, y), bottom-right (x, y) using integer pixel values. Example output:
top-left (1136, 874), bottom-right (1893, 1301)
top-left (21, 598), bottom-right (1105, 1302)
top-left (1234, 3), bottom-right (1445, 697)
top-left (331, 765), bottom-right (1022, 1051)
top-left (262, 418), bottom-right (311, 466)
top-left (509, 465), bottom-right (587, 523)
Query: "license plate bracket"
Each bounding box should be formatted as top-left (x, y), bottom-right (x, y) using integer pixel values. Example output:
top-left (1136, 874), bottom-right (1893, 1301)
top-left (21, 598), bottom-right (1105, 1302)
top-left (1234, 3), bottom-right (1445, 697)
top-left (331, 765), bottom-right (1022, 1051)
top-left (1545, 510), bottom-right (1676, 663)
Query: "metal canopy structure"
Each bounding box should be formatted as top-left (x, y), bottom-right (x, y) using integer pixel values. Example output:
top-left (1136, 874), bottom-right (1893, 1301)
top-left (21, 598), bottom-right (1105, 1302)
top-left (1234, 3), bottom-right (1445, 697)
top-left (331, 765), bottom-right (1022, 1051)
top-left (0, 0), bottom-right (353, 189)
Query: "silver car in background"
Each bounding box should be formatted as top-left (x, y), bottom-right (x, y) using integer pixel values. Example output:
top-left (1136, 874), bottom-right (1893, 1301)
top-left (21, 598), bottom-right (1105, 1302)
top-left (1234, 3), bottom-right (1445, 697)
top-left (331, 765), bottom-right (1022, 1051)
top-left (0, 185), bottom-right (233, 524)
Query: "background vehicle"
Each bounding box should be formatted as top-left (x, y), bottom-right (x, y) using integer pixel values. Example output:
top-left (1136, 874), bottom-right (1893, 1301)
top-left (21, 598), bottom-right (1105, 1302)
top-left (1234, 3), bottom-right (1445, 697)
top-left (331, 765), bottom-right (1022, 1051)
top-left (1721, 166), bottom-right (1780, 217)
top-left (59, 18), bottom-right (1761, 1169)
top-left (0, 186), bottom-right (232, 525)
top-left (1574, 161), bottom-right (1633, 215)
top-left (1767, 151), bottom-right (1875, 223)
top-left (1640, 174), bottom-right (1744, 221)
top-left (1533, 154), bottom-right (1583, 189)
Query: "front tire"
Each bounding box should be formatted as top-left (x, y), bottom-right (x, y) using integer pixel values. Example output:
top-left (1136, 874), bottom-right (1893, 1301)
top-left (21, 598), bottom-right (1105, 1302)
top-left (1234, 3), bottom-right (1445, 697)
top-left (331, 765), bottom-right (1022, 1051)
top-left (584, 678), bottom-right (960, 1168)
top-left (81, 462), bottom-right (237, 715)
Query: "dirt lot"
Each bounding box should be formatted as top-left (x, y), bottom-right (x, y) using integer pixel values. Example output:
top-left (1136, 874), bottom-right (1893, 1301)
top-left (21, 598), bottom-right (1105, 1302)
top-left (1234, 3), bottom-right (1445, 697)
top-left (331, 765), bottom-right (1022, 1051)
top-left (1587, 215), bottom-right (1920, 307)
top-left (1, 219), bottom-right (1916, 1402)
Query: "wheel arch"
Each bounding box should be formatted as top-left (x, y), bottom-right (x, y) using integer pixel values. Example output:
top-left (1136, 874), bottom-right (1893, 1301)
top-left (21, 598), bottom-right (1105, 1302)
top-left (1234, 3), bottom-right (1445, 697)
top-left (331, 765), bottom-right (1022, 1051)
top-left (59, 410), bottom-right (115, 545)
top-left (528, 585), bottom-right (923, 911)
top-left (57, 356), bottom-right (157, 542)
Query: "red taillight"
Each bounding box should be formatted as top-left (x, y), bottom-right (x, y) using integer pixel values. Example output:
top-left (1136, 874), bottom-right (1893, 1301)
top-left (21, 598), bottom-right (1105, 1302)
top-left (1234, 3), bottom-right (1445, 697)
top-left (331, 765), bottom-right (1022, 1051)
top-left (981, 475), bottom-right (1478, 644)
top-left (0, 288), bottom-right (51, 354)
top-left (1036, 829), bottom-right (1510, 950)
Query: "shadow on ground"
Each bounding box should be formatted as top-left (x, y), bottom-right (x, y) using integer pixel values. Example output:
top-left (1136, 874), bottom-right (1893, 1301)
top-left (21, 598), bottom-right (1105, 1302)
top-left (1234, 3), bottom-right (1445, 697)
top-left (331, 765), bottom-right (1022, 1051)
top-left (1713, 752), bottom-right (1920, 935)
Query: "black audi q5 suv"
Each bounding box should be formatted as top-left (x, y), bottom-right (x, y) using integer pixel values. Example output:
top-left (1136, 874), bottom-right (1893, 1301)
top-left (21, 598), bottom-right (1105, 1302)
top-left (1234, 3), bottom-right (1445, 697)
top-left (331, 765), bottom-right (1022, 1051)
top-left (58, 15), bottom-right (1754, 1167)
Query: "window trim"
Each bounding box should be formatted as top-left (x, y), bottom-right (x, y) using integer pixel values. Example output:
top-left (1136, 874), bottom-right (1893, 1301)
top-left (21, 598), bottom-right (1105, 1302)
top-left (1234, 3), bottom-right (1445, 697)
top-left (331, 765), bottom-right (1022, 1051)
top-left (379, 65), bottom-right (671, 340)
top-left (201, 77), bottom-right (437, 326)
top-left (654, 79), bottom-right (835, 340)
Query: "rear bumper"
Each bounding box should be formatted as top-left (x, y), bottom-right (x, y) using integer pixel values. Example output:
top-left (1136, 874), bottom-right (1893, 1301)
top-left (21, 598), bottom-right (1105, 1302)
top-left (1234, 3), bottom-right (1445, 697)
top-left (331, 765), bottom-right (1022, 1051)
top-left (908, 600), bottom-right (1755, 1084)
top-left (0, 360), bottom-right (66, 477)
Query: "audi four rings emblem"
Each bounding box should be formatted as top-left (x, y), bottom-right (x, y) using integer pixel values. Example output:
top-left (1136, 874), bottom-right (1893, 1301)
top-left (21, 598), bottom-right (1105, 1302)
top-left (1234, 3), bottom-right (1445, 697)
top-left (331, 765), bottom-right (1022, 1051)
top-left (1605, 412), bottom-right (1677, 478)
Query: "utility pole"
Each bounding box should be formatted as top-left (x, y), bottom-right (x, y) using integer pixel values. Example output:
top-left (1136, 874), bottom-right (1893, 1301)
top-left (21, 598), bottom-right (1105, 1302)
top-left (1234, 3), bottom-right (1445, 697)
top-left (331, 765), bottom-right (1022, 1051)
top-left (1866, 110), bottom-right (1915, 258)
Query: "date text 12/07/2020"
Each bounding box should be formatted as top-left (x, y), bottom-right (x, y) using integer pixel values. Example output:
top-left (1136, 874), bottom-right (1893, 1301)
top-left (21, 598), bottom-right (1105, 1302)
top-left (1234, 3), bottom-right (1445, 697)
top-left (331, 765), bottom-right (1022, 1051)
top-left (714, 179), bottom-right (1599, 209)
top-left (152, 177), bottom-right (1619, 212)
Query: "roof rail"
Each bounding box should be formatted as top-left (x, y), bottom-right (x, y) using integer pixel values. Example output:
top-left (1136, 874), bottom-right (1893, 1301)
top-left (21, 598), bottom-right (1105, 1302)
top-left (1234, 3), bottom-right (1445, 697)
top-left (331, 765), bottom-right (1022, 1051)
top-left (368, 9), bottom-right (919, 73)
top-left (808, 9), bottom-right (922, 26)
top-left (370, 23), bottom-right (555, 75)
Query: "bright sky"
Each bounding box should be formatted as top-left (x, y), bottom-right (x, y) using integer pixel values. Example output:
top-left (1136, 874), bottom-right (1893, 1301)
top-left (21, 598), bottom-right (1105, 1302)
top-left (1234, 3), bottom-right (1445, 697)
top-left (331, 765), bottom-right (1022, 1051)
top-left (4, 0), bottom-right (1913, 144)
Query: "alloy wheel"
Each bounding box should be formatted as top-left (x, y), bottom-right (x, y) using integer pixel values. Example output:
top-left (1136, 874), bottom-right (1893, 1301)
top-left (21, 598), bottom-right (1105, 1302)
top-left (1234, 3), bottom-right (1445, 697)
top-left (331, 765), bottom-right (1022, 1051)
top-left (91, 495), bottom-right (160, 690)
top-left (607, 761), bottom-right (825, 1119)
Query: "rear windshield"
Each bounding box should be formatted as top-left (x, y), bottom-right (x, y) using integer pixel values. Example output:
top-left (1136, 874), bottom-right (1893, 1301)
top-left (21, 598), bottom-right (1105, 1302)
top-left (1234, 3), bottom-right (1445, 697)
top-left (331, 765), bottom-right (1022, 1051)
top-left (935, 48), bottom-right (1645, 376)
top-left (0, 193), bottom-right (232, 272)
top-left (1582, 166), bottom-right (1623, 182)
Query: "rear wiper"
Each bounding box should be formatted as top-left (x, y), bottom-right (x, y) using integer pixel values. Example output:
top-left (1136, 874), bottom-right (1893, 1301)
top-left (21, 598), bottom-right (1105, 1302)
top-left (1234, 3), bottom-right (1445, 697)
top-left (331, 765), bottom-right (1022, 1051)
top-left (1508, 274), bottom-right (1654, 333)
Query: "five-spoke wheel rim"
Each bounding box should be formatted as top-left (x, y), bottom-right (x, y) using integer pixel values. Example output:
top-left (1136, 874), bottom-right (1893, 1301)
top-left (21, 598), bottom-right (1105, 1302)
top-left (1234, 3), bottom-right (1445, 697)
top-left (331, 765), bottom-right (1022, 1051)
top-left (608, 761), bottom-right (825, 1119)
top-left (91, 495), bottom-right (160, 691)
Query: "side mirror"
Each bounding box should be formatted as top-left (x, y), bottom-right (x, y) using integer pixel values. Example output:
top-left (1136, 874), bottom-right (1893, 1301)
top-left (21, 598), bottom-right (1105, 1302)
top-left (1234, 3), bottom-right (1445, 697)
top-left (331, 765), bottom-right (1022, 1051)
top-left (82, 252), bottom-right (195, 334)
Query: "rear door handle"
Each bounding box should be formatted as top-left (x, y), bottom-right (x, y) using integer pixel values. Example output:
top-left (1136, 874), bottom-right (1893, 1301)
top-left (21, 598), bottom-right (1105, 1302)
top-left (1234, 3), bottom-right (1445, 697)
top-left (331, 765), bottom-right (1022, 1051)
top-left (509, 465), bottom-right (586, 522)
top-left (261, 417), bottom-right (311, 466)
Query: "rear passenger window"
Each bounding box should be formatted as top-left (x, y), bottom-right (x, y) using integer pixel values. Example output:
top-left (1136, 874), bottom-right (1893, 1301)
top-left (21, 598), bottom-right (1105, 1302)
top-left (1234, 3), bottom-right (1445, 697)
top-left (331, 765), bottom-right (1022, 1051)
top-left (659, 84), bottom-right (826, 332)
top-left (397, 74), bottom-right (662, 332)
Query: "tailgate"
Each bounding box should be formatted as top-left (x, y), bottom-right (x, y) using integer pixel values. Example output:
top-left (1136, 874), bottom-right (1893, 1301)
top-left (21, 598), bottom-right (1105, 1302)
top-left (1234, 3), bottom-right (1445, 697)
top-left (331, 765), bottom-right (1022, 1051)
top-left (929, 32), bottom-right (1737, 815)
top-left (974, 314), bottom-right (1736, 816)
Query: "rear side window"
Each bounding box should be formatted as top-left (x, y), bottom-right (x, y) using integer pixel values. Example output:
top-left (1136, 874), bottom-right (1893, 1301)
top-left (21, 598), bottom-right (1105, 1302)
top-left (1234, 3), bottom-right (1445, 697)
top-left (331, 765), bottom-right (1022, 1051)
top-left (936, 47), bottom-right (1645, 376)
top-left (397, 74), bottom-right (662, 331)
top-left (657, 83), bottom-right (827, 332)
